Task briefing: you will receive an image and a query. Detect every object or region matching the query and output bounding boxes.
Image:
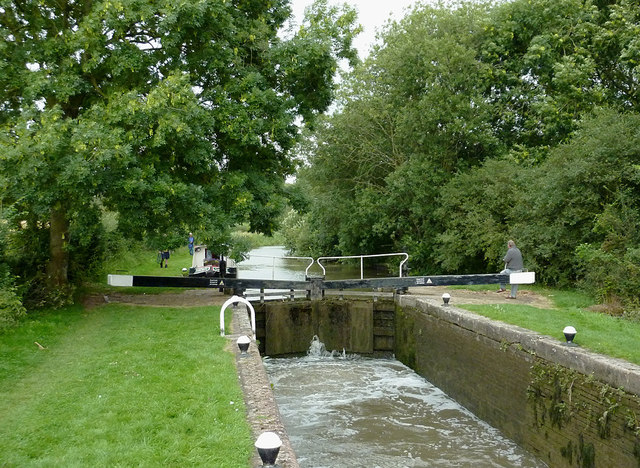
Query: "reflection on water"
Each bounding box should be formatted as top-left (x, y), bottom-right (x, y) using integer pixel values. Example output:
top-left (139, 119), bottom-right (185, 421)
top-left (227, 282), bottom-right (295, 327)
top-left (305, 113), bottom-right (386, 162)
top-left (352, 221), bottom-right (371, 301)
top-left (237, 246), bottom-right (310, 281)
top-left (264, 353), bottom-right (546, 468)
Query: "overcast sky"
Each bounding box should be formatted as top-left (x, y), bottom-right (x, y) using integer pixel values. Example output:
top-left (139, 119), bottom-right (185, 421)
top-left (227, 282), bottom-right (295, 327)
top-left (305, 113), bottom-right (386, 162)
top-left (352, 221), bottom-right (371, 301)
top-left (289, 0), bottom-right (422, 59)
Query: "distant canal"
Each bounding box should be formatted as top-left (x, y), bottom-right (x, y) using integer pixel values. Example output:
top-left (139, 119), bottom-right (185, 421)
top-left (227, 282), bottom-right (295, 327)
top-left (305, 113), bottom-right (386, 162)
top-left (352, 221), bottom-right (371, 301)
top-left (237, 245), bottom-right (395, 281)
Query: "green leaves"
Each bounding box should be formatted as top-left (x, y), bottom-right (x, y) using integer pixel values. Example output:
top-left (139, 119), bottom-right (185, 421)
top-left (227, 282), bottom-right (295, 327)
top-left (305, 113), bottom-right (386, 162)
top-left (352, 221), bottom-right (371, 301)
top-left (290, 0), bottom-right (640, 308)
top-left (288, 2), bottom-right (498, 264)
top-left (1, 0), bottom-right (359, 297)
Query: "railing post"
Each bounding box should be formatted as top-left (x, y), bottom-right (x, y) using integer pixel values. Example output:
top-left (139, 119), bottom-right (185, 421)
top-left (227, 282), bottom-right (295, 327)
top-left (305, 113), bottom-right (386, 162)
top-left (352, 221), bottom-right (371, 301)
top-left (308, 276), bottom-right (324, 300)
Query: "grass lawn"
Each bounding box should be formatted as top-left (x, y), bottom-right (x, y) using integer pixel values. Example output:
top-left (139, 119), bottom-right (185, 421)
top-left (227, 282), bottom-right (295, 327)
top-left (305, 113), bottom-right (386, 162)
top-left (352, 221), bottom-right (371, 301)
top-left (85, 246), bottom-right (198, 297)
top-left (0, 303), bottom-right (253, 467)
top-left (460, 287), bottom-right (640, 366)
top-left (104, 246), bottom-right (194, 278)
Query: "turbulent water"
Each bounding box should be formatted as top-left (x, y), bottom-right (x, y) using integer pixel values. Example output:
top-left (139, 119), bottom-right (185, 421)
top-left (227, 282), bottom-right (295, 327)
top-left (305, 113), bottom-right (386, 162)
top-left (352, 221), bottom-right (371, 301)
top-left (264, 350), bottom-right (546, 468)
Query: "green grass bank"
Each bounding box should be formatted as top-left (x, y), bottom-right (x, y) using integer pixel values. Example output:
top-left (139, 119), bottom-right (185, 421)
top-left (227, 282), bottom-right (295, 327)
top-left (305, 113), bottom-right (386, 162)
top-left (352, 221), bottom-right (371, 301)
top-left (0, 303), bottom-right (252, 467)
top-left (458, 286), bottom-right (640, 366)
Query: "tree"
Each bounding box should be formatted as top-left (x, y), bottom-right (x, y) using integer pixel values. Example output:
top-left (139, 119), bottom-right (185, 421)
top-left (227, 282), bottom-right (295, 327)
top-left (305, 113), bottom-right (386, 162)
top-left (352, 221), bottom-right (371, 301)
top-left (435, 157), bottom-right (525, 274)
top-left (0, 0), bottom-right (359, 298)
top-left (293, 0), bottom-right (640, 284)
top-left (479, 0), bottom-right (640, 156)
top-left (436, 108), bottom-right (640, 290)
top-left (517, 108), bottom-right (640, 285)
top-left (294, 2), bottom-right (498, 267)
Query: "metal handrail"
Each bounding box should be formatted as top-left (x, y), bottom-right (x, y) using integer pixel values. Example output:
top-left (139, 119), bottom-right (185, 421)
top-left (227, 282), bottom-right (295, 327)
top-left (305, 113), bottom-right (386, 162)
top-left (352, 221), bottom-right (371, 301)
top-left (220, 295), bottom-right (255, 339)
top-left (243, 254), bottom-right (315, 279)
top-left (316, 253), bottom-right (409, 279)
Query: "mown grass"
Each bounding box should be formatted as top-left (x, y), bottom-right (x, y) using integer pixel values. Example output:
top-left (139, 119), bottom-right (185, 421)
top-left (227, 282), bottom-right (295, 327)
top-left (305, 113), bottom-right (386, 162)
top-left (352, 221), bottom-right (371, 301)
top-left (83, 246), bottom-right (197, 298)
top-left (461, 286), bottom-right (640, 366)
top-left (103, 245), bottom-right (194, 278)
top-left (0, 303), bottom-right (252, 467)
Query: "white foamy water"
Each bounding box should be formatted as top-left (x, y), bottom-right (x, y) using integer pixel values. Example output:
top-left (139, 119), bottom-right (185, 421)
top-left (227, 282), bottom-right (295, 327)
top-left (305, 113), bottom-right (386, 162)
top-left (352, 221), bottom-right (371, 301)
top-left (264, 351), bottom-right (547, 468)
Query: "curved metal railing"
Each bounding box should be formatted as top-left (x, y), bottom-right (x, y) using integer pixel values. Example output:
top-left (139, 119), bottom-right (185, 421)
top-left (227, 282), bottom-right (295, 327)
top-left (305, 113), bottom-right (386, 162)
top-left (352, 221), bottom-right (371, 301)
top-left (316, 253), bottom-right (409, 279)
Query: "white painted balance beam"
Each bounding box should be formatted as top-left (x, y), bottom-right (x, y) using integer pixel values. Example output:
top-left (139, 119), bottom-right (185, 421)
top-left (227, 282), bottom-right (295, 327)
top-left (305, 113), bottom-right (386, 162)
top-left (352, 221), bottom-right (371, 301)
top-left (509, 271), bottom-right (535, 284)
top-left (108, 274), bottom-right (133, 287)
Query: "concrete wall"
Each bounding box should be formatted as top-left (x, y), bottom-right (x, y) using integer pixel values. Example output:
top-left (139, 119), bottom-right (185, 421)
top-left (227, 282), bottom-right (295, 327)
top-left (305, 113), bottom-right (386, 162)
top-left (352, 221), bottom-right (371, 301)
top-left (395, 295), bottom-right (640, 468)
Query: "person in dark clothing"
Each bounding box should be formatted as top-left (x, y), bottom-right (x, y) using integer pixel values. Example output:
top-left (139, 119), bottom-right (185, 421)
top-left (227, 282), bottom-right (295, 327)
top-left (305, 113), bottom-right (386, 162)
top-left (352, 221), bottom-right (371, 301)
top-left (158, 249), bottom-right (170, 268)
top-left (497, 240), bottom-right (523, 299)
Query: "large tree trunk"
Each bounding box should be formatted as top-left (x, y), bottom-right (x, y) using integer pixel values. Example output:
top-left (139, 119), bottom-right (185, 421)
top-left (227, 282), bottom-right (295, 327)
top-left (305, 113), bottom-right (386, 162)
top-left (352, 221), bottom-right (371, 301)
top-left (47, 204), bottom-right (69, 289)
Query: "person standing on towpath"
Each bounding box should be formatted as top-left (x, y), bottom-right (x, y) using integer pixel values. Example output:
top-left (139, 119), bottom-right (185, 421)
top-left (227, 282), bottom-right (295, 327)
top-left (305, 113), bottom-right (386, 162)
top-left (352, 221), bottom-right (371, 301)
top-left (497, 240), bottom-right (523, 299)
top-left (188, 233), bottom-right (194, 256)
top-left (158, 249), bottom-right (170, 268)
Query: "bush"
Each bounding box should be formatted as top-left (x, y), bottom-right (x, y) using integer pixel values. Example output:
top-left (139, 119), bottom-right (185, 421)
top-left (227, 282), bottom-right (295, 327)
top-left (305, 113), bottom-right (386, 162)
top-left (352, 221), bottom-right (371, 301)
top-left (519, 109), bottom-right (640, 287)
top-left (0, 279), bottom-right (26, 333)
top-left (0, 208), bottom-right (26, 330)
top-left (574, 196), bottom-right (640, 308)
top-left (22, 272), bottom-right (75, 310)
top-left (436, 157), bottom-right (525, 274)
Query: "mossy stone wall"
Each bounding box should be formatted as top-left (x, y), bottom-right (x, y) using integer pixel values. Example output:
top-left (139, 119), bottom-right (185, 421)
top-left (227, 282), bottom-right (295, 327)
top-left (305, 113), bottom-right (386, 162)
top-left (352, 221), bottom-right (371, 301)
top-left (395, 296), bottom-right (640, 468)
top-left (255, 298), bottom-right (394, 356)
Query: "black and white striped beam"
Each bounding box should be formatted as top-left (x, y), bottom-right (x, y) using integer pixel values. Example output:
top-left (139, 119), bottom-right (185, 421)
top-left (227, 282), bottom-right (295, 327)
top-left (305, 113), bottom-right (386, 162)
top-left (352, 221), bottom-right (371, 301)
top-left (108, 272), bottom-right (533, 291)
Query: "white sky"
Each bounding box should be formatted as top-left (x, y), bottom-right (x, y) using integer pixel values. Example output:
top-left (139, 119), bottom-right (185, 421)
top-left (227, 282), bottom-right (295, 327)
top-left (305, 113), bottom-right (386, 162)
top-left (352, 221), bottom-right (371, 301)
top-left (289, 0), bottom-right (422, 59)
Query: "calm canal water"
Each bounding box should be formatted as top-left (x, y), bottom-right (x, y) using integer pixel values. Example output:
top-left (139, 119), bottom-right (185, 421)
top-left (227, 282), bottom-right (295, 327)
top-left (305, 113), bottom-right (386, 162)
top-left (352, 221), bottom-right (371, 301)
top-left (243, 247), bottom-right (546, 467)
top-left (237, 245), bottom-right (394, 281)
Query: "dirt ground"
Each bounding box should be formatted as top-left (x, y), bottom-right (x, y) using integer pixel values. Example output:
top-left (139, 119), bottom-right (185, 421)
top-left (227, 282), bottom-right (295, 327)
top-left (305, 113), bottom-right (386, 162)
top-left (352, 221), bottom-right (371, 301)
top-left (88, 289), bottom-right (230, 308)
top-left (406, 286), bottom-right (555, 309)
top-left (94, 285), bottom-right (554, 309)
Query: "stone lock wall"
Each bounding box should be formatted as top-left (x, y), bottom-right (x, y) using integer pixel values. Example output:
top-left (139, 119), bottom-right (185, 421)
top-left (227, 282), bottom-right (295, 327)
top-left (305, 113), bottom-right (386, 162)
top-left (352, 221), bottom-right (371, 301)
top-left (395, 295), bottom-right (640, 468)
top-left (254, 298), bottom-right (395, 356)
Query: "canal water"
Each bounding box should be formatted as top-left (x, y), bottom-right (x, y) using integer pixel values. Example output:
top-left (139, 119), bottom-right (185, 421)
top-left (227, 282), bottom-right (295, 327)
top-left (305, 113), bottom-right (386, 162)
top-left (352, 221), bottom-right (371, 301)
top-left (264, 350), bottom-right (545, 467)
top-left (237, 245), bottom-right (394, 281)
top-left (237, 245), bottom-right (309, 281)
top-left (242, 247), bottom-right (546, 467)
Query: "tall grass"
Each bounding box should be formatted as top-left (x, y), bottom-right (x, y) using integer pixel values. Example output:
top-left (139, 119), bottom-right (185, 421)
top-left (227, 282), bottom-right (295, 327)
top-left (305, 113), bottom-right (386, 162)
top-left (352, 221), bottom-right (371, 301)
top-left (0, 303), bottom-right (252, 466)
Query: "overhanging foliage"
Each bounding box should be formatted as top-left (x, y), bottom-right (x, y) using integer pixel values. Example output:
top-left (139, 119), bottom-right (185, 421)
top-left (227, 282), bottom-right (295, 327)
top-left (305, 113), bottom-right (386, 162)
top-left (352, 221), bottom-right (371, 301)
top-left (0, 0), bottom-right (360, 302)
